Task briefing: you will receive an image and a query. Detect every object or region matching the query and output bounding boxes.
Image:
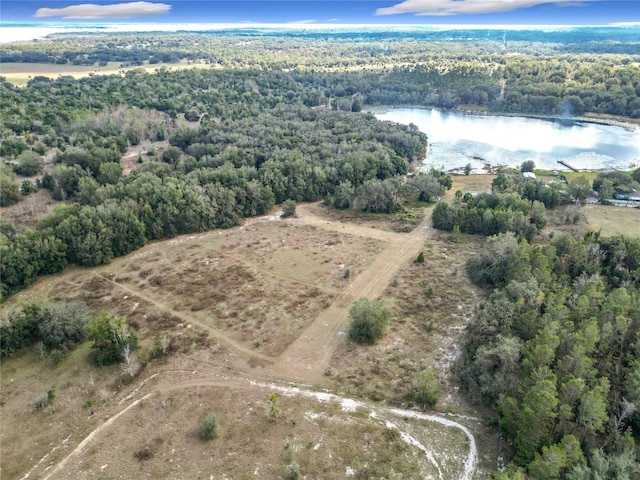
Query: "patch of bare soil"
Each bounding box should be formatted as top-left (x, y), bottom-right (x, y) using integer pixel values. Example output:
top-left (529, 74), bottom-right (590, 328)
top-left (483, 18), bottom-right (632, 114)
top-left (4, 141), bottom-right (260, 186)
top-left (120, 140), bottom-right (167, 175)
top-left (304, 202), bottom-right (424, 233)
top-left (0, 189), bottom-right (59, 231)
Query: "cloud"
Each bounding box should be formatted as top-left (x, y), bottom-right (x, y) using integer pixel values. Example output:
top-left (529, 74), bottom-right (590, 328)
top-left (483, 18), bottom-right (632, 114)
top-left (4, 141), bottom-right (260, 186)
top-left (609, 21), bottom-right (640, 26)
top-left (35, 1), bottom-right (171, 19)
top-left (376, 0), bottom-right (592, 16)
top-left (285, 19), bottom-right (317, 24)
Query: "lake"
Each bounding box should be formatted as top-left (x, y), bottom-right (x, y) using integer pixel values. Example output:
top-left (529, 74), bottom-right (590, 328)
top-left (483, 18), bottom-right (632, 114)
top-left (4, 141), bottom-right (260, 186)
top-left (373, 108), bottom-right (640, 173)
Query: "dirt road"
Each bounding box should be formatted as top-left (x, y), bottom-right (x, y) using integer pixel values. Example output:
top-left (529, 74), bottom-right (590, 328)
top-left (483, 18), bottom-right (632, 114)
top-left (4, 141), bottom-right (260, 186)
top-left (269, 203), bottom-right (433, 383)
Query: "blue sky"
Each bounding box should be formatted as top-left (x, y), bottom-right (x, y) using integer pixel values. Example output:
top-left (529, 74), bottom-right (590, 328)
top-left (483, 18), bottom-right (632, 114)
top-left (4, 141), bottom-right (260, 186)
top-left (2, 0), bottom-right (639, 25)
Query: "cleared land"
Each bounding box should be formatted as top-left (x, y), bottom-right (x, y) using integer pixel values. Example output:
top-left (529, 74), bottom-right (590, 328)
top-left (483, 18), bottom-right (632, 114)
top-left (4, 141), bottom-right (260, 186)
top-left (583, 204), bottom-right (640, 237)
top-left (5, 172), bottom-right (634, 479)
top-left (0, 60), bottom-right (210, 86)
top-left (1, 202), bottom-right (493, 479)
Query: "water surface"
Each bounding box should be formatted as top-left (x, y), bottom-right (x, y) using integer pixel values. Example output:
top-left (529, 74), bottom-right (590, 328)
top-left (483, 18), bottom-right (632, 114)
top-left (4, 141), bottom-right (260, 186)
top-left (374, 108), bottom-right (640, 173)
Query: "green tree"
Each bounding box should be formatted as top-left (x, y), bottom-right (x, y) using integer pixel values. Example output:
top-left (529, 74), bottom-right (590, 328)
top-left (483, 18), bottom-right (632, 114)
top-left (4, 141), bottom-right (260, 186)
top-left (332, 180), bottom-right (355, 209)
top-left (161, 146), bottom-right (182, 164)
top-left (521, 161), bottom-right (536, 173)
top-left (598, 179), bottom-right (614, 202)
top-left (405, 173), bottom-right (445, 202)
top-left (38, 301), bottom-right (90, 351)
top-left (87, 311), bottom-right (139, 366)
top-left (568, 176), bottom-right (591, 204)
top-left (354, 178), bottom-right (401, 213)
top-left (348, 298), bottom-right (390, 345)
top-left (15, 150), bottom-right (44, 176)
top-left (281, 199), bottom-right (297, 218)
top-left (0, 167), bottom-right (20, 207)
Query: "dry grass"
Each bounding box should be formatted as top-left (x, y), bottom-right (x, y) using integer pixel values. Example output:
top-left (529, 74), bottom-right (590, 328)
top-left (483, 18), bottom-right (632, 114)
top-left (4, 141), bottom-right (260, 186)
top-left (1, 205), bottom-right (494, 479)
top-left (305, 202), bottom-right (425, 233)
top-left (35, 215), bottom-right (385, 358)
top-left (583, 204), bottom-right (640, 237)
top-left (0, 189), bottom-right (59, 231)
top-left (327, 229), bottom-right (485, 411)
top-left (49, 384), bottom-right (434, 480)
top-left (0, 60), bottom-right (211, 87)
top-left (446, 174), bottom-right (496, 200)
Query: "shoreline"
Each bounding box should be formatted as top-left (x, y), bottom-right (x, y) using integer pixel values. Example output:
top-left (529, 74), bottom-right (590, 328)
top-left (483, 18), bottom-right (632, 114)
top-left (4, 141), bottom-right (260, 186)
top-left (369, 105), bottom-right (639, 132)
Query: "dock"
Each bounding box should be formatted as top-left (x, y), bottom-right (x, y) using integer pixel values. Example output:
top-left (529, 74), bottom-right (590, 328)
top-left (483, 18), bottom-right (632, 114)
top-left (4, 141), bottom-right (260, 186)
top-left (557, 160), bottom-right (579, 172)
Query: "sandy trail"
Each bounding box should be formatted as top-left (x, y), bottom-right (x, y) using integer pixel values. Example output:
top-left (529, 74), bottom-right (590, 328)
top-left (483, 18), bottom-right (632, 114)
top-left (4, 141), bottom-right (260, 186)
top-left (34, 371), bottom-right (477, 480)
top-left (269, 205), bottom-right (433, 383)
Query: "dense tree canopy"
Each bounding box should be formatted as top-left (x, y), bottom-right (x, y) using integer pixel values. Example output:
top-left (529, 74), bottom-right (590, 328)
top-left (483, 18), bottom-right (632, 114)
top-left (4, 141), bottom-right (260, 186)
top-left (458, 232), bottom-right (640, 478)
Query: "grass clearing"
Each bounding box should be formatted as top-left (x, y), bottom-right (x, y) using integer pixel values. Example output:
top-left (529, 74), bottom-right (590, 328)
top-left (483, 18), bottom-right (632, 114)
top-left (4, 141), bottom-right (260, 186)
top-left (0, 60), bottom-right (211, 86)
top-left (327, 229), bottom-right (485, 411)
top-left (35, 382), bottom-right (460, 480)
top-left (2, 204), bottom-right (496, 479)
top-left (446, 174), bottom-right (496, 200)
top-left (583, 204), bottom-right (640, 237)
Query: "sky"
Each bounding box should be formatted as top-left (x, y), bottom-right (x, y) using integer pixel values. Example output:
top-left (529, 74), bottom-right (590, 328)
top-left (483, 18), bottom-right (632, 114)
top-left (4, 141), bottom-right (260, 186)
top-left (1, 0), bottom-right (639, 26)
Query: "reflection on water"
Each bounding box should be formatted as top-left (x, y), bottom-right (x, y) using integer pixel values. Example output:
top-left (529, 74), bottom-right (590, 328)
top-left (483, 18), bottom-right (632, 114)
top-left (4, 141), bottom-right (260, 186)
top-left (374, 108), bottom-right (640, 173)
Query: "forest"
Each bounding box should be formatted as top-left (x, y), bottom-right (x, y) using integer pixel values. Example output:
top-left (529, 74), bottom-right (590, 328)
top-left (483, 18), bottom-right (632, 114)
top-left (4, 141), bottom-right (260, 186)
top-left (1, 28), bottom-right (639, 479)
top-left (459, 232), bottom-right (640, 480)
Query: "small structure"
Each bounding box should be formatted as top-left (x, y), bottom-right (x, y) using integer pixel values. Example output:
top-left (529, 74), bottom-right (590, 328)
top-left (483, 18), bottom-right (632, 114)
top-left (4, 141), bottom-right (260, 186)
top-left (523, 172), bottom-right (537, 180)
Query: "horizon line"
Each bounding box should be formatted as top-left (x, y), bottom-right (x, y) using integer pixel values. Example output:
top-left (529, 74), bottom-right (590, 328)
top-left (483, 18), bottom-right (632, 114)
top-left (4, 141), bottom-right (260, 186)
top-left (3, 21), bottom-right (640, 29)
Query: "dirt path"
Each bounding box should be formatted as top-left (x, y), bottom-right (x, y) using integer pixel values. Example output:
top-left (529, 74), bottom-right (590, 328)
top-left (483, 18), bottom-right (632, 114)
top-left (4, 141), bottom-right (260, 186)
top-left (98, 274), bottom-right (272, 364)
top-left (36, 371), bottom-right (477, 480)
top-left (269, 205), bottom-right (433, 383)
top-left (100, 204), bottom-right (435, 384)
top-left (18, 204), bottom-right (483, 480)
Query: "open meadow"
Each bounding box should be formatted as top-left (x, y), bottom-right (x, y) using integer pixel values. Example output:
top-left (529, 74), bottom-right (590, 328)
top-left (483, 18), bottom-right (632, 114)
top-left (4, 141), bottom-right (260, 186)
top-left (0, 60), bottom-right (209, 86)
top-left (1, 202), bottom-right (493, 480)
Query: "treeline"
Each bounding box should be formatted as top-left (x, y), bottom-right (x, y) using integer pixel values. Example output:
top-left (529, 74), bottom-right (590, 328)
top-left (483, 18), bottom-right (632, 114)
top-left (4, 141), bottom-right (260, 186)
top-left (2, 27), bottom-right (639, 67)
top-left (0, 106), bottom-right (426, 299)
top-left (432, 192), bottom-right (548, 241)
top-left (458, 232), bottom-right (640, 479)
top-left (325, 170), bottom-right (450, 214)
top-left (2, 52), bottom-right (639, 149)
top-left (0, 300), bottom-right (140, 368)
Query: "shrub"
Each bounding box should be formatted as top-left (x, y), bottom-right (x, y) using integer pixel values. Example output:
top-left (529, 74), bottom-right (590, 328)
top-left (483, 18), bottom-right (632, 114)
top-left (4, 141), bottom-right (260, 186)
top-left (415, 251), bottom-right (425, 263)
top-left (32, 386), bottom-right (56, 411)
top-left (0, 167), bottom-right (20, 207)
top-left (348, 298), bottom-right (390, 345)
top-left (21, 180), bottom-right (37, 195)
top-left (414, 369), bottom-right (440, 408)
top-left (198, 413), bottom-right (220, 440)
top-left (38, 301), bottom-right (90, 351)
top-left (15, 150), bottom-right (44, 176)
top-left (87, 311), bottom-right (139, 366)
top-left (285, 462), bottom-right (300, 480)
top-left (281, 199), bottom-right (297, 218)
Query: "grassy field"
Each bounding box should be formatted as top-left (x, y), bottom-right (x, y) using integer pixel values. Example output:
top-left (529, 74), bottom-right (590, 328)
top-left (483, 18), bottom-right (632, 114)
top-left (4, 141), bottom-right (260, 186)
top-left (3, 172), bottom-right (636, 479)
top-left (1, 203), bottom-right (491, 479)
top-left (0, 60), bottom-right (211, 86)
top-left (583, 204), bottom-right (640, 237)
